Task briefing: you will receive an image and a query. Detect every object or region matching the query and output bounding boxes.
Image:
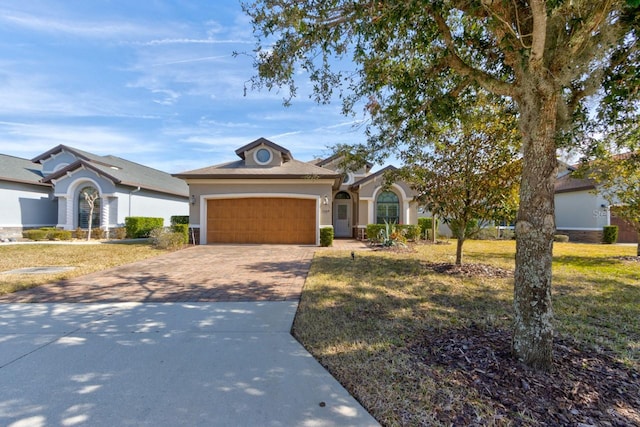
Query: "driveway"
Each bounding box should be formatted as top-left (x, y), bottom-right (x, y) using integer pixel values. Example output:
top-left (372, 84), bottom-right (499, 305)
top-left (0, 244), bottom-right (318, 303)
top-left (0, 243), bottom-right (379, 426)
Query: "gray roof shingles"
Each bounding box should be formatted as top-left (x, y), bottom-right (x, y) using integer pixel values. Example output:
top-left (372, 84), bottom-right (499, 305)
top-left (0, 154), bottom-right (49, 186)
top-left (174, 158), bottom-right (341, 180)
top-left (4, 146), bottom-right (187, 197)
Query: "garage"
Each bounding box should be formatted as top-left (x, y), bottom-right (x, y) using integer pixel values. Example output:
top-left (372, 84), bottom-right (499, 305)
top-left (206, 197), bottom-right (317, 244)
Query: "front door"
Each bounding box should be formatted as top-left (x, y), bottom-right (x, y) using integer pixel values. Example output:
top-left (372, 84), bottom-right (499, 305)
top-left (333, 199), bottom-right (351, 238)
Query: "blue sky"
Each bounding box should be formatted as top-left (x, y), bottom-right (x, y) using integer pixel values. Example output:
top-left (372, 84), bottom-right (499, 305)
top-left (0, 0), bottom-right (369, 173)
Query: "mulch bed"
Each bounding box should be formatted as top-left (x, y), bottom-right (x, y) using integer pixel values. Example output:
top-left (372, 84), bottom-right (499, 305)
top-left (424, 262), bottom-right (513, 278)
top-left (409, 325), bottom-right (640, 426)
top-left (615, 256), bottom-right (640, 263)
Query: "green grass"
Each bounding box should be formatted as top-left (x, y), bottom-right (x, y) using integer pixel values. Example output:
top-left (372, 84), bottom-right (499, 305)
top-left (295, 240), bottom-right (639, 426)
top-left (0, 242), bottom-right (170, 295)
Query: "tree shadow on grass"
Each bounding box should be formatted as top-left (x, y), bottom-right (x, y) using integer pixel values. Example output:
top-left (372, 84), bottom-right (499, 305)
top-left (296, 251), bottom-right (640, 426)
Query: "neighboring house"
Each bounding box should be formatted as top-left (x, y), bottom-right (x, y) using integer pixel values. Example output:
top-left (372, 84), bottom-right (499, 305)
top-left (0, 145), bottom-right (189, 240)
top-left (554, 163), bottom-right (638, 243)
top-left (174, 137), bottom-right (419, 245)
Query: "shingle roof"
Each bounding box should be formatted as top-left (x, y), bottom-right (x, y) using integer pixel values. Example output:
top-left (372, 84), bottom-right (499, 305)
top-left (174, 158), bottom-right (341, 180)
top-left (32, 145), bottom-right (187, 197)
top-left (350, 165), bottom-right (398, 189)
top-left (554, 173), bottom-right (596, 194)
top-left (0, 154), bottom-right (50, 187)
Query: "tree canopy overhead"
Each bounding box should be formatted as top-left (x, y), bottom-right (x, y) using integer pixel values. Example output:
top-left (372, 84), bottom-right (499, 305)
top-left (243, 0), bottom-right (640, 370)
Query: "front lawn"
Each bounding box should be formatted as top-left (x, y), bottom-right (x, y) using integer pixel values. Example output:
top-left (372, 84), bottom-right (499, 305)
top-left (296, 240), bottom-right (639, 426)
top-left (0, 242), bottom-right (170, 295)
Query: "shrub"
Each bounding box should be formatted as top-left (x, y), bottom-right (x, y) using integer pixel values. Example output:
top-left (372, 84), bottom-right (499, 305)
top-left (149, 227), bottom-right (185, 250)
top-left (603, 225), bottom-right (618, 244)
top-left (23, 229), bottom-right (49, 241)
top-left (499, 228), bottom-right (516, 240)
top-left (366, 224), bottom-right (386, 243)
top-left (23, 228), bottom-right (72, 241)
top-left (474, 226), bottom-right (498, 240)
top-left (49, 229), bottom-right (72, 240)
top-left (418, 217), bottom-right (438, 239)
top-left (171, 223), bottom-right (189, 244)
top-left (402, 225), bottom-right (422, 241)
top-left (170, 215), bottom-right (189, 226)
top-left (125, 217), bottom-right (164, 238)
top-left (320, 227), bottom-right (334, 247)
top-left (449, 219), bottom-right (480, 240)
top-left (74, 228), bottom-right (87, 240)
top-left (113, 227), bottom-right (127, 240)
top-left (554, 234), bottom-right (570, 243)
top-left (90, 228), bottom-right (105, 240)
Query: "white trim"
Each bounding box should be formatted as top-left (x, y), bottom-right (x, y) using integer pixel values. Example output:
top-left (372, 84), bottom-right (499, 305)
top-left (253, 147), bottom-right (273, 165)
top-left (199, 193), bottom-right (321, 245)
top-left (360, 197), bottom-right (374, 201)
top-left (556, 227), bottom-right (603, 231)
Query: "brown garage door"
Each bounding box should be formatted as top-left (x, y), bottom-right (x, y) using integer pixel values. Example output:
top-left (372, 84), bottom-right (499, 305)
top-left (611, 208), bottom-right (638, 243)
top-left (207, 198), bottom-right (316, 244)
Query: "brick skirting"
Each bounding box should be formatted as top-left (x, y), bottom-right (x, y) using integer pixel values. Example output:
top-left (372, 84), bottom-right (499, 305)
top-left (556, 229), bottom-right (603, 243)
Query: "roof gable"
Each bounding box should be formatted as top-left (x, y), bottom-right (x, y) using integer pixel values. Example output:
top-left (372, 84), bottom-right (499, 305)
top-left (234, 137), bottom-right (292, 161)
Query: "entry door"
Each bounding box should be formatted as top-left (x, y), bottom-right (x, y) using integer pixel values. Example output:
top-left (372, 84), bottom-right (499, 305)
top-left (333, 200), bottom-right (351, 237)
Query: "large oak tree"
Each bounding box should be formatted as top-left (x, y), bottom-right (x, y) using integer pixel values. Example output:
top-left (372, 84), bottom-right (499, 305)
top-left (242, 0), bottom-right (640, 370)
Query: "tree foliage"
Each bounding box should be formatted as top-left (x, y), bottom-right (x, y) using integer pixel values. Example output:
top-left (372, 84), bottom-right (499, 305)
top-left (242, 0), bottom-right (640, 370)
top-left (400, 90), bottom-right (521, 265)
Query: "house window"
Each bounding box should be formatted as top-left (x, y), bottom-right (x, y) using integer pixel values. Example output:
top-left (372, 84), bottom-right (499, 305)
top-left (78, 186), bottom-right (100, 229)
top-left (376, 191), bottom-right (399, 224)
top-left (334, 191), bottom-right (351, 199)
top-left (254, 148), bottom-right (272, 165)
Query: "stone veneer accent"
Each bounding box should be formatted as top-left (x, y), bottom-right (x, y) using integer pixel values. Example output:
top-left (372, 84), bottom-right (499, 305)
top-left (556, 229), bottom-right (603, 244)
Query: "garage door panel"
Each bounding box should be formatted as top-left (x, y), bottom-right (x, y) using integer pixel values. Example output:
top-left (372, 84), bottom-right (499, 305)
top-left (207, 198), bottom-right (316, 244)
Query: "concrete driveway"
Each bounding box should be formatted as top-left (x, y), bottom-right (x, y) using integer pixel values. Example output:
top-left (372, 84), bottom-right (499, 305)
top-left (0, 243), bottom-right (379, 426)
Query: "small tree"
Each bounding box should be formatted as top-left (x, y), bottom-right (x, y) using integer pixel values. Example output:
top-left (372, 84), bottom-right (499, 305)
top-left (82, 188), bottom-right (99, 241)
top-left (400, 91), bottom-right (521, 265)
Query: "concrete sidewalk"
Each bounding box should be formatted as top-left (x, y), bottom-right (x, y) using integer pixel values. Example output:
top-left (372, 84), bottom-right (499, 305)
top-left (0, 302), bottom-right (379, 426)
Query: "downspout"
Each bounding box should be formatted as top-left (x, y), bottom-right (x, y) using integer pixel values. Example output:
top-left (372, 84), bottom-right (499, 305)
top-left (129, 186), bottom-right (141, 217)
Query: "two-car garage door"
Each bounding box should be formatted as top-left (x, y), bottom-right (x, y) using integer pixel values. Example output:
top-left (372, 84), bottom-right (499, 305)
top-left (206, 198), bottom-right (316, 244)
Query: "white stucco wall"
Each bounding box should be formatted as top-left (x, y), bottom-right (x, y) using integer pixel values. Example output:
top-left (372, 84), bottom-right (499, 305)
top-left (554, 189), bottom-right (610, 231)
top-left (114, 189), bottom-right (189, 227)
top-left (0, 181), bottom-right (57, 230)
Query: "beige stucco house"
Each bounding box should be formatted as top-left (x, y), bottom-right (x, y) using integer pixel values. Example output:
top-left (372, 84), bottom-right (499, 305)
top-left (174, 138), bottom-right (419, 245)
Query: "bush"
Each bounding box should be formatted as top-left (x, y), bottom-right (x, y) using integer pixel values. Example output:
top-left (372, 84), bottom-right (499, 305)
top-left (125, 217), bottom-right (164, 238)
top-left (402, 225), bottom-right (421, 241)
top-left (49, 229), bottom-right (72, 240)
top-left (499, 228), bottom-right (516, 240)
top-left (74, 228), bottom-right (87, 240)
top-left (474, 226), bottom-right (498, 240)
top-left (112, 227), bottom-right (127, 240)
top-left (418, 217), bottom-right (438, 240)
top-left (366, 224), bottom-right (386, 243)
top-left (90, 228), bottom-right (105, 240)
top-left (23, 228), bottom-right (72, 241)
top-left (554, 234), bottom-right (570, 243)
top-left (320, 227), bottom-right (334, 247)
top-left (449, 219), bottom-right (480, 239)
top-left (603, 225), bottom-right (618, 244)
top-left (149, 227), bottom-right (185, 250)
top-left (171, 223), bottom-right (189, 244)
top-left (23, 229), bottom-right (49, 241)
top-left (170, 215), bottom-right (189, 226)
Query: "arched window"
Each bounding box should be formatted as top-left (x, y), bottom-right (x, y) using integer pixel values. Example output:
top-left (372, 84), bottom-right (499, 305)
top-left (376, 191), bottom-right (399, 224)
top-left (78, 186), bottom-right (100, 229)
top-left (334, 191), bottom-right (351, 199)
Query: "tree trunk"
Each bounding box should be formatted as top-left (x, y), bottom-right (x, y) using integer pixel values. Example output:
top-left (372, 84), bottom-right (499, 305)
top-left (512, 83), bottom-right (558, 371)
top-left (455, 237), bottom-right (464, 265)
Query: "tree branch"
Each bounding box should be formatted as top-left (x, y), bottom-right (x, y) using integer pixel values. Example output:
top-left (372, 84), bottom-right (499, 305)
top-left (432, 10), bottom-right (514, 97)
